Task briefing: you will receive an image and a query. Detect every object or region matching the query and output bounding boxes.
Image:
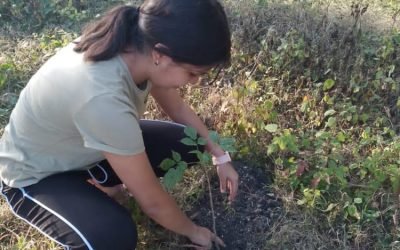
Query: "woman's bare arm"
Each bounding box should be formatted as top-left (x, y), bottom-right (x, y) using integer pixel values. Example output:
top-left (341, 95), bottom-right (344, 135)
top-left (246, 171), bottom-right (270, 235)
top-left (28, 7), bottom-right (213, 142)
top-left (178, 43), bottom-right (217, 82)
top-left (103, 151), bottom-right (196, 236)
top-left (150, 86), bottom-right (238, 202)
top-left (103, 151), bottom-right (225, 247)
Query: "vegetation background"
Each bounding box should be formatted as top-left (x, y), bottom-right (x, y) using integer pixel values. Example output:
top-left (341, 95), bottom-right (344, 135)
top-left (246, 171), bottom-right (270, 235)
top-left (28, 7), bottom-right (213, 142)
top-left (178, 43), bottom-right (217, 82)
top-left (0, 0), bottom-right (399, 249)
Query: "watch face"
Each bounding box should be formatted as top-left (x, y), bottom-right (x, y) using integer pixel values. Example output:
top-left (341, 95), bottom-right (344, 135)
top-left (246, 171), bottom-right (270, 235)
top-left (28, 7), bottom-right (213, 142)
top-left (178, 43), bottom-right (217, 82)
top-left (212, 152), bottom-right (231, 165)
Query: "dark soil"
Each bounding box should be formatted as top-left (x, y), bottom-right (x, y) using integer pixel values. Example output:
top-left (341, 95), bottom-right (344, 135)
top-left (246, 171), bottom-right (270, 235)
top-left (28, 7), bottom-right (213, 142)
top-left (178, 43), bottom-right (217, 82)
top-left (189, 161), bottom-right (282, 250)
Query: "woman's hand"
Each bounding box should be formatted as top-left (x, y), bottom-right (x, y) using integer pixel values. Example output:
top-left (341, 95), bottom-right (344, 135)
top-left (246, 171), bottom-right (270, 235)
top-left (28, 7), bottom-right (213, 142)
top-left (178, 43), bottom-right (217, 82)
top-left (216, 162), bottom-right (239, 202)
top-left (188, 225), bottom-right (226, 249)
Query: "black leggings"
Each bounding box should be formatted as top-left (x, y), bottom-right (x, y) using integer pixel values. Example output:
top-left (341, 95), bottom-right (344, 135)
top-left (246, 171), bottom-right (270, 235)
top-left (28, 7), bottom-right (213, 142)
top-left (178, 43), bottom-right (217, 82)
top-left (0, 120), bottom-right (201, 250)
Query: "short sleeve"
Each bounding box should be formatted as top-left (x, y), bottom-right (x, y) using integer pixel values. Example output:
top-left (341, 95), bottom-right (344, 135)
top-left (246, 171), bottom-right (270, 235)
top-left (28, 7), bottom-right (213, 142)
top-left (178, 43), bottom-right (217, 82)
top-left (73, 94), bottom-right (145, 155)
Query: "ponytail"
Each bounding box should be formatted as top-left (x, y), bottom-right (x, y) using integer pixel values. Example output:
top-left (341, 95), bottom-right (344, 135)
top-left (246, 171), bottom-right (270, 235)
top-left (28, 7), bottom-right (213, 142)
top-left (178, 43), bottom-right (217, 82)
top-left (74, 6), bottom-right (140, 62)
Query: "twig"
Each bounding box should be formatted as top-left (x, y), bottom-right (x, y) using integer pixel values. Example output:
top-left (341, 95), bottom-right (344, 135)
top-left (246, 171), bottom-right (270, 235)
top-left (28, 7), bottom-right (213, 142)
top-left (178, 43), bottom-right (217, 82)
top-left (392, 9), bottom-right (400, 29)
top-left (393, 191), bottom-right (400, 237)
top-left (200, 165), bottom-right (220, 250)
top-left (347, 183), bottom-right (369, 188)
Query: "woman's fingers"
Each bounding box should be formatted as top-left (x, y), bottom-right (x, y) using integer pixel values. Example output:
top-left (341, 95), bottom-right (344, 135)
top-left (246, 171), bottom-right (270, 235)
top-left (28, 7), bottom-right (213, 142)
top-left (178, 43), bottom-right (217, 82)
top-left (228, 178), bottom-right (238, 202)
top-left (217, 163), bottom-right (239, 202)
top-left (219, 174), bottom-right (227, 193)
top-left (213, 234), bottom-right (226, 248)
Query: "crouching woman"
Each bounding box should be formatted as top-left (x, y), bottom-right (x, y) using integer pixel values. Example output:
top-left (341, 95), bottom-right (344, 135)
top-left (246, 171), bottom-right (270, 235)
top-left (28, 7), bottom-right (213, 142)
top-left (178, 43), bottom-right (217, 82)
top-left (0, 0), bottom-right (238, 249)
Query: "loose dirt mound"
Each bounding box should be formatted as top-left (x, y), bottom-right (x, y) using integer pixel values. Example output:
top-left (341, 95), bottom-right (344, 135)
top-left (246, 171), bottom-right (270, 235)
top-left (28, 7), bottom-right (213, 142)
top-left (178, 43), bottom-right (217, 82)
top-left (190, 162), bottom-right (282, 250)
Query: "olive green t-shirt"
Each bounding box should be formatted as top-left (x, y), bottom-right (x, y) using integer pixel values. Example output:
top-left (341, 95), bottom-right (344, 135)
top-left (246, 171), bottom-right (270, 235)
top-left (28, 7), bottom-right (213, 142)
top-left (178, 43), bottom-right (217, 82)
top-left (0, 43), bottom-right (151, 188)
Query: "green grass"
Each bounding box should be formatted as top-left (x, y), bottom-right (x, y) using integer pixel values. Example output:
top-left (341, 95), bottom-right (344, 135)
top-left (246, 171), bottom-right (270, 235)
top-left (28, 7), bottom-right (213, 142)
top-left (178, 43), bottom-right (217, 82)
top-left (1, 0), bottom-right (400, 249)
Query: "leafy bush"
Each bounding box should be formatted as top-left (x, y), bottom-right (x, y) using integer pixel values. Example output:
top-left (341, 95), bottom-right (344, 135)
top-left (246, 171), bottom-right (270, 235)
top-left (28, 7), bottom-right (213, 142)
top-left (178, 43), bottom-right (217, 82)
top-left (0, 0), bottom-right (399, 249)
top-left (0, 0), bottom-right (126, 34)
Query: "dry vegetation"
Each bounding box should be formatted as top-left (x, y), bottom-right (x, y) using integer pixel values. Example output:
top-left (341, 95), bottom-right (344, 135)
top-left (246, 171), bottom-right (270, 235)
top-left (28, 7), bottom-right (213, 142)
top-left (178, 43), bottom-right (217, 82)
top-left (1, 0), bottom-right (400, 249)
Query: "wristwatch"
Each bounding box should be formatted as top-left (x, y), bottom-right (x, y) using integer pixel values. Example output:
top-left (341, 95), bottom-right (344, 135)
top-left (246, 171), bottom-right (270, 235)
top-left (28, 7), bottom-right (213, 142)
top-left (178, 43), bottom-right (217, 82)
top-left (212, 151), bottom-right (231, 165)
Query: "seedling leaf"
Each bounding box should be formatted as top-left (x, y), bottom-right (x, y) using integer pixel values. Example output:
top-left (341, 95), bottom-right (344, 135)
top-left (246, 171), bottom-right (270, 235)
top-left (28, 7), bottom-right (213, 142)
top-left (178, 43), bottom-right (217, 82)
top-left (184, 126), bottom-right (197, 140)
top-left (160, 158), bottom-right (176, 171)
top-left (181, 138), bottom-right (197, 146)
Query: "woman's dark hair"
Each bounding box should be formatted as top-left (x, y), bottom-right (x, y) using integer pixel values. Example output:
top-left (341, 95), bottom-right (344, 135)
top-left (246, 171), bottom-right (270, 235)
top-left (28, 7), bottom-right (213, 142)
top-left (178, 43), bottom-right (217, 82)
top-left (74, 0), bottom-right (231, 66)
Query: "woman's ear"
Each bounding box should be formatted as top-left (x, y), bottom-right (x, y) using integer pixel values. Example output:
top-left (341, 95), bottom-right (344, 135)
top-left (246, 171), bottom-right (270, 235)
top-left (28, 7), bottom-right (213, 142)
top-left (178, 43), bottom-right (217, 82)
top-left (152, 43), bottom-right (173, 66)
top-left (151, 49), bottom-right (161, 66)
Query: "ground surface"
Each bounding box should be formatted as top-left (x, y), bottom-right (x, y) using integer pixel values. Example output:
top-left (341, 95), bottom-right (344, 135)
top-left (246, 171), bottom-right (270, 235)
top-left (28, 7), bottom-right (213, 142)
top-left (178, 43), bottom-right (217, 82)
top-left (189, 162), bottom-right (281, 250)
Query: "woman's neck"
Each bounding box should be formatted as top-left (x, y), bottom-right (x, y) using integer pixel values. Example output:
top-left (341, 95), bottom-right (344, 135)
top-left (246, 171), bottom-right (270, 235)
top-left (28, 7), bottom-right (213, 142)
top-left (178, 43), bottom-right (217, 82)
top-left (120, 51), bottom-right (151, 85)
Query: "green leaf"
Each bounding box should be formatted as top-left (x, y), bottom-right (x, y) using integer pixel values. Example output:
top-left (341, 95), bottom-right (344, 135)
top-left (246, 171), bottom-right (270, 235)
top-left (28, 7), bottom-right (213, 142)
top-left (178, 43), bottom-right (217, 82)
top-left (160, 158), bottom-right (176, 171)
top-left (163, 169), bottom-right (179, 190)
top-left (219, 137), bottom-right (236, 151)
top-left (354, 198), bottom-right (362, 204)
top-left (0, 75), bottom-right (6, 88)
top-left (322, 203), bottom-right (337, 212)
top-left (324, 109), bottom-right (336, 117)
top-left (181, 138), bottom-right (197, 146)
top-left (222, 144), bottom-right (236, 153)
top-left (323, 79), bottom-right (335, 91)
top-left (300, 101), bottom-right (309, 113)
top-left (375, 70), bottom-right (384, 80)
top-left (336, 132), bottom-right (346, 142)
top-left (199, 152), bottom-right (212, 164)
top-left (208, 131), bottom-right (219, 144)
top-left (189, 150), bottom-right (202, 155)
top-left (162, 170), bottom-right (176, 190)
top-left (297, 199), bottom-right (306, 205)
top-left (195, 152), bottom-right (204, 162)
top-left (268, 142), bottom-right (278, 155)
top-left (275, 137), bottom-right (286, 150)
top-left (275, 157), bottom-right (283, 166)
top-left (347, 204), bottom-right (361, 220)
top-left (265, 124), bottom-right (278, 133)
top-left (323, 94), bottom-right (334, 105)
top-left (184, 126), bottom-right (197, 140)
top-left (390, 175), bottom-right (400, 192)
top-left (177, 161), bottom-right (188, 171)
top-left (163, 163), bottom-right (187, 190)
top-left (220, 137), bottom-right (235, 144)
top-left (171, 151), bottom-right (181, 162)
top-left (197, 137), bottom-right (207, 146)
top-left (273, 132), bottom-right (298, 153)
top-left (326, 117), bottom-right (337, 128)
top-left (189, 150), bottom-right (203, 162)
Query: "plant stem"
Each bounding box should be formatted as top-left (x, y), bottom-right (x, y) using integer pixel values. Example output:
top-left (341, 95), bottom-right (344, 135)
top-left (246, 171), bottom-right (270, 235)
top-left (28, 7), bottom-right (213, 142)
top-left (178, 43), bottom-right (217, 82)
top-left (201, 165), bottom-right (220, 250)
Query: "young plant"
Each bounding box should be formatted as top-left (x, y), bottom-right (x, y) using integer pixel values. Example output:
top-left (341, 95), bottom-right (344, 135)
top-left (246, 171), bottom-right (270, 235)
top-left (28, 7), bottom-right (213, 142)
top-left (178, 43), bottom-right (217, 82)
top-left (159, 126), bottom-right (235, 249)
top-left (160, 126), bottom-right (236, 190)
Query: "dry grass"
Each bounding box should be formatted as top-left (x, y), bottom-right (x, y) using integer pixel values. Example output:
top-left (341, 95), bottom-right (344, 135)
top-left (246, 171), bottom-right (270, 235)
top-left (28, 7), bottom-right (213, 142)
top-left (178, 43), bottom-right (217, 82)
top-left (265, 211), bottom-right (344, 250)
top-left (0, 200), bottom-right (62, 250)
top-left (1, 0), bottom-right (399, 249)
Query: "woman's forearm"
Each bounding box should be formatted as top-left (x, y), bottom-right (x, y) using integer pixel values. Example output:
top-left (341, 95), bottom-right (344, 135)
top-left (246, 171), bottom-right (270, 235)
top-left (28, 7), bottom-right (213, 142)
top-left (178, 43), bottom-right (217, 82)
top-left (104, 151), bottom-right (197, 238)
top-left (137, 186), bottom-right (197, 237)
